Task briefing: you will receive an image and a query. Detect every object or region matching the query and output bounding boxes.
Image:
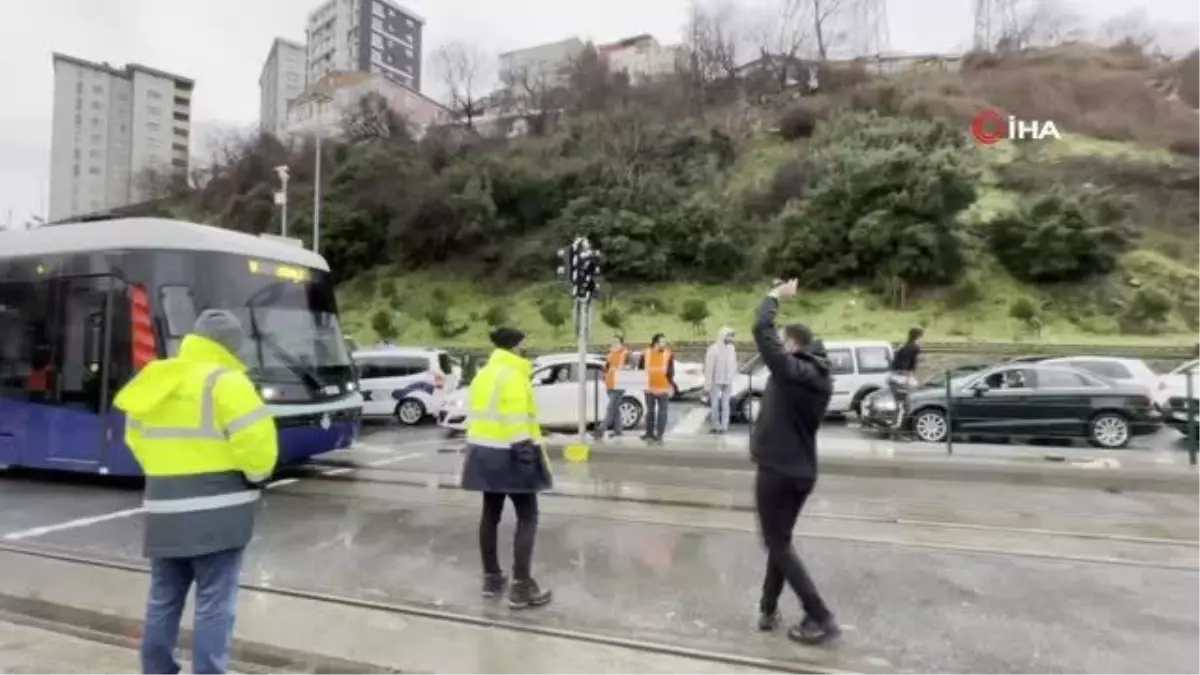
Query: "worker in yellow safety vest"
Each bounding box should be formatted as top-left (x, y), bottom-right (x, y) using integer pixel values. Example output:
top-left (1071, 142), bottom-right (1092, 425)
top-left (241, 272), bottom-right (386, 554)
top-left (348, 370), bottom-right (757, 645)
top-left (113, 309), bottom-right (278, 675)
top-left (639, 332), bottom-right (677, 444)
top-left (460, 326), bottom-right (554, 610)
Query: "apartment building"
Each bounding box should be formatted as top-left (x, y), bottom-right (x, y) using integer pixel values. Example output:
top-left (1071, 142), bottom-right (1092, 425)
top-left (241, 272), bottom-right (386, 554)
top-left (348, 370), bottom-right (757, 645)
top-left (283, 70), bottom-right (449, 139)
top-left (498, 37), bottom-right (586, 90)
top-left (47, 53), bottom-right (192, 222)
top-left (259, 38), bottom-right (307, 137)
top-left (598, 34), bottom-right (684, 84)
top-left (306, 0), bottom-right (424, 92)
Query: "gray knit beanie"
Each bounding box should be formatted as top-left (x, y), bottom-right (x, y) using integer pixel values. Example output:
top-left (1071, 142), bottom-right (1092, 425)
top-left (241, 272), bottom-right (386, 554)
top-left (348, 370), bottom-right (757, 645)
top-left (193, 310), bottom-right (246, 354)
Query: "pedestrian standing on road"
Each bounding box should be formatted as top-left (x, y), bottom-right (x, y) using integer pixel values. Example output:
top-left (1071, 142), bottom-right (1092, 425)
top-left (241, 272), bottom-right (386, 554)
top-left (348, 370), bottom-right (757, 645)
top-left (887, 327), bottom-right (924, 436)
top-left (113, 310), bottom-right (279, 675)
top-left (750, 279), bottom-right (840, 645)
top-left (460, 327), bottom-right (554, 609)
top-left (598, 334), bottom-right (630, 438)
top-left (704, 327), bottom-right (739, 434)
top-left (639, 333), bottom-right (676, 444)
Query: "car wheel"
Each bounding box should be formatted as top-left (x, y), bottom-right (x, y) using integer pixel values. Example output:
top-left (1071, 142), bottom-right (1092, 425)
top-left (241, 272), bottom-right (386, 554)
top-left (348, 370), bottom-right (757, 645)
top-left (912, 408), bottom-right (949, 443)
top-left (395, 399), bottom-right (426, 426)
top-left (1088, 412), bottom-right (1131, 449)
top-left (741, 395), bottom-right (762, 424)
top-left (619, 397), bottom-right (644, 430)
top-left (850, 387), bottom-right (878, 420)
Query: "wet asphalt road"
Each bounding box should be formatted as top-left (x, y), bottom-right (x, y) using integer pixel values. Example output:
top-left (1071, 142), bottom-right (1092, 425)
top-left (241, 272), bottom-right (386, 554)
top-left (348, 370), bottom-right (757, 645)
top-left (2, 410), bottom-right (1196, 674)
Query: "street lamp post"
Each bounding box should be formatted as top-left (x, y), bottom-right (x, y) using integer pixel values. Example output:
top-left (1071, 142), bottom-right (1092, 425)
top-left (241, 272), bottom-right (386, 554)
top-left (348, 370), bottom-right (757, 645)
top-left (310, 92), bottom-right (332, 255)
top-left (273, 165), bottom-right (290, 237)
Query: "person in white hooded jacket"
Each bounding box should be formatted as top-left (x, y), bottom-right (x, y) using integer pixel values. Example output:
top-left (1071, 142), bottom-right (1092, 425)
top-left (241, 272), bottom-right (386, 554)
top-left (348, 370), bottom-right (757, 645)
top-left (704, 327), bottom-right (739, 433)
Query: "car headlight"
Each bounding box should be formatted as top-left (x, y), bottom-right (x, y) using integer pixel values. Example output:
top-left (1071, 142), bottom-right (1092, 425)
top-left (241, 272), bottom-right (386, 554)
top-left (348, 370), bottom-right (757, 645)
top-left (260, 387), bottom-right (279, 401)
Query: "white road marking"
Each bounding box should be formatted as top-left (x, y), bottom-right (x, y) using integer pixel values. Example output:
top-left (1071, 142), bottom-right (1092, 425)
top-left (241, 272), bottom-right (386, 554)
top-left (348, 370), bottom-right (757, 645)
top-left (2, 444), bottom-right (434, 541)
top-left (667, 407), bottom-right (711, 436)
top-left (2, 506), bottom-right (145, 541)
top-left (349, 438), bottom-right (445, 454)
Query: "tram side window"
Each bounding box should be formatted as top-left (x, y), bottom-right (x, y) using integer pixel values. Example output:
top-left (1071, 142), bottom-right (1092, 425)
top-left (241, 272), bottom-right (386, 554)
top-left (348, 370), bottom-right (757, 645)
top-left (51, 277), bottom-right (112, 414)
top-left (160, 285), bottom-right (197, 356)
top-left (0, 281), bottom-right (53, 403)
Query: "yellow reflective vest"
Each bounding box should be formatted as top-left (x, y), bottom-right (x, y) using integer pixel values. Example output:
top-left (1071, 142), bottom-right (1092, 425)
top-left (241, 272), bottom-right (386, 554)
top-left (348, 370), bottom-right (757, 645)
top-left (466, 348), bottom-right (541, 448)
top-left (114, 334), bottom-right (278, 558)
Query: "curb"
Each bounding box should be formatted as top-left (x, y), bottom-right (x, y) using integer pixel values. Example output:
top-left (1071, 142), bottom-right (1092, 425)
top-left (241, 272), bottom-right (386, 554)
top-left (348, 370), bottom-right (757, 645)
top-left (542, 442), bottom-right (1199, 494)
top-left (0, 591), bottom-right (399, 674)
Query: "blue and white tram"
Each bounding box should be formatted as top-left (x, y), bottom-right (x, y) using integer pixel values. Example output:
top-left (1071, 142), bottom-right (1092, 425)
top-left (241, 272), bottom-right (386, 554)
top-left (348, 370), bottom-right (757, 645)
top-left (0, 218), bottom-right (362, 476)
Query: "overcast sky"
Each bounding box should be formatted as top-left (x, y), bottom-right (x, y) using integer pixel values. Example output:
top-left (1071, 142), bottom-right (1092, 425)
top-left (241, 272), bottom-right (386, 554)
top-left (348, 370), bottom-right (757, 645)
top-left (0, 0), bottom-right (1195, 226)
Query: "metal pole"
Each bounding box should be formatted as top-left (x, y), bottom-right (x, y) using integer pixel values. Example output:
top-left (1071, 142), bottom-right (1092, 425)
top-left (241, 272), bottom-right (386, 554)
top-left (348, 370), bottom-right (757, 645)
top-left (945, 370), bottom-right (954, 456)
top-left (312, 99), bottom-right (323, 254)
top-left (1187, 370), bottom-right (1197, 466)
top-left (280, 175), bottom-right (289, 238)
top-left (577, 298), bottom-right (588, 442)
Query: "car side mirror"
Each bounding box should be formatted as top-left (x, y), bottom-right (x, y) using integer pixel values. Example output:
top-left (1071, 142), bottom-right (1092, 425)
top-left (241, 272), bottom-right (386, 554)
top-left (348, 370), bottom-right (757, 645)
top-left (971, 382), bottom-right (989, 396)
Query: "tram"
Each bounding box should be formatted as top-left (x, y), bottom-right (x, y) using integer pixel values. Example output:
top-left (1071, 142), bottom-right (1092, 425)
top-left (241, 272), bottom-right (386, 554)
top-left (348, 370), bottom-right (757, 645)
top-left (0, 217), bottom-right (362, 476)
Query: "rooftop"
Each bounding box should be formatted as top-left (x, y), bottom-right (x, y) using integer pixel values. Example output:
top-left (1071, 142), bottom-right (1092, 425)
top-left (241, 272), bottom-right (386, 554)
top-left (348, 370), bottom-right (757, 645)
top-left (52, 52), bottom-right (194, 87)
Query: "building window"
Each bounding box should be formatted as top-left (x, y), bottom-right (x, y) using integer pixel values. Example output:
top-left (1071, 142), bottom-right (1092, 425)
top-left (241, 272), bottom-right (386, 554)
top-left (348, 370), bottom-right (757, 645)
top-left (118, 92), bottom-right (128, 101)
top-left (372, 48), bottom-right (382, 62)
top-left (405, 63), bottom-right (412, 73)
top-left (406, 18), bottom-right (414, 27)
top-left (371, 33), bottom-right (383, 48)
top-left (173, 112), bottom-right (189, 122)
top-left (76, 81), bottom-right (83, 93)
top-left (148, 90), bottom-right (162, 99)
top-left (174, 95), bottom-right (188, 106)
top-left (73, 165), bottom-right (80, 177)
top-left (372, 17), bottom-right (382, 31)
top-left (91, 100), bottom-right (101, 109)
top-left (88, 167), bottom-right (100, 175)
top-left (92, 117), bottom-right (101, 126)
top-left (89, 149), bottom-right (101, 158)
top-left (74, 149), bottom-right (80, 159)
top-left (74, 113), bottom-right (82, 126)
top-left (372, 1), bottom-right (384, 17)
top-left (405, 47), bottom-right (413, 58)
top-left (93, 85), bottom-right (103, 93)
top-left (148, 106), bottom-right (161, 116)
top-left (385, 53), bottom-right (393, 64)
top-left (147, 121), bottom-right (161, 131)
top-left (90, 134), bottom-right (101, 143)
top-left (174, 127), bottom-right (187, 137)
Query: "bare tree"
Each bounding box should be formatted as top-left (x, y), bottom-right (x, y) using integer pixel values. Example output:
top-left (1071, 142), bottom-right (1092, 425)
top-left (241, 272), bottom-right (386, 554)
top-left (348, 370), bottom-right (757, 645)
top-left (433, 41), bottom-right (487, 129)
top-left (748, 0), bottom-right (812, 91)
top-left (683, 0), bottom-right (745, 105)
top-left (341, 91), bottom-right (411, 142)
top-left (810, 0), bottom-right (857, 60)
top-left (1096, 9), bottom-right (1158, 51)
top-left (1002, 0), bottom-right (1086, 49)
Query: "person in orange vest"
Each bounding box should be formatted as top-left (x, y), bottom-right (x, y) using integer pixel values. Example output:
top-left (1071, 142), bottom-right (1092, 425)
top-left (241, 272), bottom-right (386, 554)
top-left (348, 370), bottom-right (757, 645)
top-left (639, 333), bottom-right (677, 443)
top-left (598, 334), bottom-right (629, 438)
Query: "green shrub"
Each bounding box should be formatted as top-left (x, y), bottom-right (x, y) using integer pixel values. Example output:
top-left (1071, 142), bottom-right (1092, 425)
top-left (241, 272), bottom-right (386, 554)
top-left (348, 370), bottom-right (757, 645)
top-left (778, 105), bottom-right (818, 141)
top-left (679, 299), bottom-right (710, 337)
top-left (987, 188), bottom-right (1134, 283)
top-left (600, 305), bottom-right (625, 330)
top-left (371, 310), bottom-right (397, 341)
top-left (1120, 288), bottom-right (1174, 334)
top-left (539, 300), bottom-right (569, 335)
top-left (426, 305), bottom-right (468, 339)
top-left (483, 304), bottom-right (510, 328)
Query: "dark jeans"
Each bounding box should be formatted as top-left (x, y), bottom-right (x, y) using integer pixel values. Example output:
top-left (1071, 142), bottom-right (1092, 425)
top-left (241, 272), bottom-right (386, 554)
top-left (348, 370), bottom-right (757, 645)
top-left (602, 388), bottom-right (625, 432)
top-left (754, 467), bottom-right (831, 621)
top-left (644, 393), bottom-right (669, 438)
top-left (480, 492), bottom-right (539, 581)
top-left (141, 547), bottom-right (244, 674)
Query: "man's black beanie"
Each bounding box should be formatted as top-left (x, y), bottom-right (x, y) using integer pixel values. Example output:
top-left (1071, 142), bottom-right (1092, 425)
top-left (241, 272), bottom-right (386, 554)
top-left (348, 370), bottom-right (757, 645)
top-left (490, 327), bottom-right (526, 350)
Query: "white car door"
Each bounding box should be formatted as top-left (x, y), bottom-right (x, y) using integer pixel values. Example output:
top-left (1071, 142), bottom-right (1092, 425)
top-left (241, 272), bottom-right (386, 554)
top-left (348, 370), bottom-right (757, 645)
top-left (531, 364), bottom-right (573, 426)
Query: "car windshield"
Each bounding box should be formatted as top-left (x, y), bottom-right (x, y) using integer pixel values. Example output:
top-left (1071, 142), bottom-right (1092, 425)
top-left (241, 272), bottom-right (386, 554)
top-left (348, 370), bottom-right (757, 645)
top-left (739, 355), bottom-right (763, 374)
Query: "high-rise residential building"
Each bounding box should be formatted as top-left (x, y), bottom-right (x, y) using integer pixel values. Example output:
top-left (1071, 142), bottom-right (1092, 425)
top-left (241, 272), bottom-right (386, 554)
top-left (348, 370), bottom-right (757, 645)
top-left (48, 53), bottom-right (193, 221)
top-left (306, 0), bottom-right (423, 92)
top-left (498, 37), bottom-right (586, 92)
top-left (259, 38), bottom-right (307, 137)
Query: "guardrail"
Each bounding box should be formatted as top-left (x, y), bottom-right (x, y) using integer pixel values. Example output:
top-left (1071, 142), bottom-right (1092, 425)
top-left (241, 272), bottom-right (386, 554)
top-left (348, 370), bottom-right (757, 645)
top-left (873, 365), bottom-right (1200, 466)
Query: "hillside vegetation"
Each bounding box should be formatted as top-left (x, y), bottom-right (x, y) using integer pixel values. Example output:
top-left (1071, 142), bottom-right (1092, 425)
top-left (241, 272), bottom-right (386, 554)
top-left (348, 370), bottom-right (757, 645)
top-left (136, 43), bottom-right (1198, 348)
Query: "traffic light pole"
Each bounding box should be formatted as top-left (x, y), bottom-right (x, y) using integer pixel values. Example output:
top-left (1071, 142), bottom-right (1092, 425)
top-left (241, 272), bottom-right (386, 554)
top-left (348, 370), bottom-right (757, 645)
top-left (576, 298), bottom-right (589, 443)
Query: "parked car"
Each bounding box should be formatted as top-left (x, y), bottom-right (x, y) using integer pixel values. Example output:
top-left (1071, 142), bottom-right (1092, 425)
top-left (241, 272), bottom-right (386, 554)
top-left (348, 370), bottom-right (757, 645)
top-left (1041, 356), bottom-right (1163, 407)
top-left (1156, 359), bottom-right (1199, 436)
top-left (859, 363), bottom-right (991, 428)
top-left (439, 354), bottom-right (648, 434)
top-left (716, 340), bottom-right (895, 423)
top-left (863, 362), bottom-right (1161, 449)
top-left (354, 347), bottom-right (461, 425)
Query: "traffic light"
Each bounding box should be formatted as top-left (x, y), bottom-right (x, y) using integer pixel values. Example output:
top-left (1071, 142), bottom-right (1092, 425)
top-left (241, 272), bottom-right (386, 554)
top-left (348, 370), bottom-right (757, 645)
top-left (556, 236), bottom-right (602, 301)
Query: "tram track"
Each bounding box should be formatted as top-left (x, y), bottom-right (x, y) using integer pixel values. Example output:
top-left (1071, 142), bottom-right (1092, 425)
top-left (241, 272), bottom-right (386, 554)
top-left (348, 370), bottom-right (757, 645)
top-left (285, 461), bottom-right (1200, 557)
top-left (0, 541), bottom-right (845, 674)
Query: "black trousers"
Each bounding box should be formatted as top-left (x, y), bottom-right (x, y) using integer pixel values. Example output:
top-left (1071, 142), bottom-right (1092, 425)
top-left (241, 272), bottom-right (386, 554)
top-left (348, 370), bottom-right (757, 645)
top-left (754, 467), bottom-right (832, 620)
top-left (480, 492), bottom-right (539, 581)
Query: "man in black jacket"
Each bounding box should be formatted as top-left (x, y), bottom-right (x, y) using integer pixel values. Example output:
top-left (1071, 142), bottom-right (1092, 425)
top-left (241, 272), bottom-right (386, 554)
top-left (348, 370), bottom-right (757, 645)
top-left (750, 279), bottom-right (840, 645)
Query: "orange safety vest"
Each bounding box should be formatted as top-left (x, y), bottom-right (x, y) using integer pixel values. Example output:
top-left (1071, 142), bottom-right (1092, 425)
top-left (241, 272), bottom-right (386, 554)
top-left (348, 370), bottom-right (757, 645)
top-left (645, 348), bottom-right (672, 394)
top-left (605, 347), bottom-right (628, 390)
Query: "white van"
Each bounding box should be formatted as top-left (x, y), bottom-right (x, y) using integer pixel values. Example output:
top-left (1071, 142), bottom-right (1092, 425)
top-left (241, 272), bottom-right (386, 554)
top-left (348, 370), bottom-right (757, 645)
top-left (726, 339), bottom-right (895, 422)
top-left (353, 347), bottom-right (461, 425)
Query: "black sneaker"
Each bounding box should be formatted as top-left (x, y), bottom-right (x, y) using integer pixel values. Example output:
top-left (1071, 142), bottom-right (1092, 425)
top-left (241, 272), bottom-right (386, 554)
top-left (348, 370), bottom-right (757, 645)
top-left (509, 579), bottom-right (553, 610)
top-left (787, 615), bottom-right (841, 646)
top-left (639, 433), bottom-right (653, 441)
top-left (708, 428), bottom-right (720, 434)
top-left (758, 611), bottom-right (781, 632)
top-left (481, 573), bottom-right (507, 598)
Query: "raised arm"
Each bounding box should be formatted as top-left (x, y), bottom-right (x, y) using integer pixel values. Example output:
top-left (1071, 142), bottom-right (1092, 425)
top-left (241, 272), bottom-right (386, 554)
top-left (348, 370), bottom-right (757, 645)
top-left (752, 282), bottom-right (828, 389)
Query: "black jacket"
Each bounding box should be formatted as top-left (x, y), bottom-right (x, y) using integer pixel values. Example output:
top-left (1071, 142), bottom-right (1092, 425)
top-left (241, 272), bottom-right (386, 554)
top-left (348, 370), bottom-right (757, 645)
top-left (749, 296), bottom-right (833, 479)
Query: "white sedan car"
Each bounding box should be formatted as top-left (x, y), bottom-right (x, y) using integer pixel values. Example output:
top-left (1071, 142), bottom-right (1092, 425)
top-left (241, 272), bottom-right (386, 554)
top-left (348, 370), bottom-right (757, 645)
top-left (438, 355), bottom-right (648, 434)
